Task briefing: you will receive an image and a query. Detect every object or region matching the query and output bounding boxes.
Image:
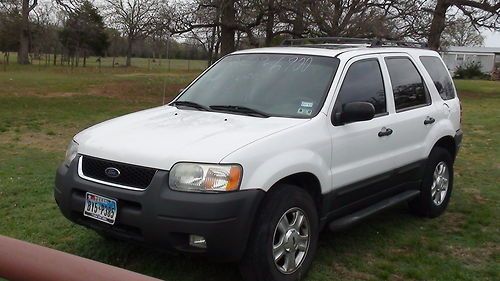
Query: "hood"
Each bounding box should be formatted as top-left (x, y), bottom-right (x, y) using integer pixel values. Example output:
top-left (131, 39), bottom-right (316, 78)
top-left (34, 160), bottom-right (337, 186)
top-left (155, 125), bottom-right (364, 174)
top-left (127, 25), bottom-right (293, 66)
top-left (75, 106), bottom-right (307, 170)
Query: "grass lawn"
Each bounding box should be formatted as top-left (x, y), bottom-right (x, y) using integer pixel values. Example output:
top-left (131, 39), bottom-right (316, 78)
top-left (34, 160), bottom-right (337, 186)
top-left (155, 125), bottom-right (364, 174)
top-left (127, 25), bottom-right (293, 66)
top-left (2, 52), bottom-right (209, 72)
top-left (0, 67), bottom-right (498, 281)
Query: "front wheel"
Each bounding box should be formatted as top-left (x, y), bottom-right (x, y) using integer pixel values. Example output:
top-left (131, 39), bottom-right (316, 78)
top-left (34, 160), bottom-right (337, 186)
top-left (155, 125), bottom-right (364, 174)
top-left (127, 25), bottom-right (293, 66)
top-left (239, 184), bottom-right (319, 281)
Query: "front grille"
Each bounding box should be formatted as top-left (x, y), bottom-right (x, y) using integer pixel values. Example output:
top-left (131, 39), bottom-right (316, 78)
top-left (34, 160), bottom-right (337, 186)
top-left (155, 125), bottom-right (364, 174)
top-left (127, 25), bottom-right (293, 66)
top-left (81, 155), bottom-right (156, 190)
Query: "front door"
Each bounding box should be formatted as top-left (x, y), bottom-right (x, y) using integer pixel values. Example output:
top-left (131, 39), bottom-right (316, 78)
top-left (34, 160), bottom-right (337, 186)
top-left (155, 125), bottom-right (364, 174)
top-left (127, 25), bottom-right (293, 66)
top-left (328, 55), bottom-right (397, 211)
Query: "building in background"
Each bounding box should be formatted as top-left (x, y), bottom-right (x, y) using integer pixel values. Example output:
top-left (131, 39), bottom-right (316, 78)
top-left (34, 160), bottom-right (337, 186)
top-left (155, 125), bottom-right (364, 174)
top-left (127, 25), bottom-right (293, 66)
top-left (441, 46), bottom-right (500, 75)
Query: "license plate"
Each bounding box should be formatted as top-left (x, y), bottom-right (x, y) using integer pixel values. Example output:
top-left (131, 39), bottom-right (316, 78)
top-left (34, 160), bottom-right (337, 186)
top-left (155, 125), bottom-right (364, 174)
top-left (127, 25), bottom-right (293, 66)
top-left (84, 192), bottom-right (117, 225)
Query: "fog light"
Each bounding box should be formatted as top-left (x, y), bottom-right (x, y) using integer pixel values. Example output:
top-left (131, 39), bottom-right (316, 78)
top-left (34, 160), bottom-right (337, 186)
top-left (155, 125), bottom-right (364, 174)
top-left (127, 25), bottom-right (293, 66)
top-left (189, 235), bottom-right (207, 249)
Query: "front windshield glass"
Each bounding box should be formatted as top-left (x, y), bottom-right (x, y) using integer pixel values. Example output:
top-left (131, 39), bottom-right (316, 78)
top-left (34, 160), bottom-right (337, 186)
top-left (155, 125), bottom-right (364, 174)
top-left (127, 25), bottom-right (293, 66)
top-left (176, 54), bottom-right (340, 118)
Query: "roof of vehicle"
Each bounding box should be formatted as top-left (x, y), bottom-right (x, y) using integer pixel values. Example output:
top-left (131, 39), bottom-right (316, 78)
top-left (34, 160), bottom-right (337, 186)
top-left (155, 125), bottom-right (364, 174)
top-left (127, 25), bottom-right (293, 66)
top-left (234, 45), bottom-right (440, 59)
top-left (233, 37), bottom-right (439, 58)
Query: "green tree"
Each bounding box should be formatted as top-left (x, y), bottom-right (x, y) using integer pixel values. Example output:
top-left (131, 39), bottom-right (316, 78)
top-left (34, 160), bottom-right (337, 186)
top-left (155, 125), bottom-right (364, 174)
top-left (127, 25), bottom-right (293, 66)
top-left (0, 9), bottom-right (21, 52)
top-left (59, 1), bottom-right (109, 66)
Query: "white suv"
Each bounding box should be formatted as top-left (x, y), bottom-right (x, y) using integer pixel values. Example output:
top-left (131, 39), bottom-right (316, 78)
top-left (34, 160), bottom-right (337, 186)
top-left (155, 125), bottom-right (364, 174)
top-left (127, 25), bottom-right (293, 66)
top-left (55, 39), bottom-right (462, 281)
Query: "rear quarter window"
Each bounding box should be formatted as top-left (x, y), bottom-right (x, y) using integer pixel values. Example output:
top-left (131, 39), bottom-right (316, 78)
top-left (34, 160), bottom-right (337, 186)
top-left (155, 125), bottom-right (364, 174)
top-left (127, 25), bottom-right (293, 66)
top-left (420, 56), bottom-right (456, 100)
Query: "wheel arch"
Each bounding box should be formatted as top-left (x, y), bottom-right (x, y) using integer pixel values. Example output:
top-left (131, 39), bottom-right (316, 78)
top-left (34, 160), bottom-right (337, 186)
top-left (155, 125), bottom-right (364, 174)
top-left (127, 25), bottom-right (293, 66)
top-left (432, 135), bottom-right (457, 161)
top-left (268, 172), bottom-right (324, 217)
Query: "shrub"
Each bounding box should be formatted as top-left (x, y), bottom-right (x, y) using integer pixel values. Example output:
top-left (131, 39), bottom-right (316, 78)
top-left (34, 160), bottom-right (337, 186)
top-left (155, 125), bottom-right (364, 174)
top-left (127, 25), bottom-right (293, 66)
top-left (454, 60), bottom-right (487, 79)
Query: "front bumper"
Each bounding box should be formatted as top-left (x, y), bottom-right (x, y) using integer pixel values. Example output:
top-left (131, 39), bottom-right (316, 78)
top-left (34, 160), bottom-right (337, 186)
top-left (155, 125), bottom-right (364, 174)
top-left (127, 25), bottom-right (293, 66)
top-left (54, 156), bottom-right (265, 261)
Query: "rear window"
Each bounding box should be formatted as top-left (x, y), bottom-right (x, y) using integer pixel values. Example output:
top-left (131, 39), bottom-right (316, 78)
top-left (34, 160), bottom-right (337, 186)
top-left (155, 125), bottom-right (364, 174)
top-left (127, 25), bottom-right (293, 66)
top-left (420, 56), bottom-right (456, 100)
top-left (385, 57), bottom-right (430, 111)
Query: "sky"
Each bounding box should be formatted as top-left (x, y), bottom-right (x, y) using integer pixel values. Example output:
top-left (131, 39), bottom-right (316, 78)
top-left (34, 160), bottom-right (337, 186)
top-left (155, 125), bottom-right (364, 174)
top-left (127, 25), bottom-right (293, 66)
top-left (482, 30), bottom-right (500, 47)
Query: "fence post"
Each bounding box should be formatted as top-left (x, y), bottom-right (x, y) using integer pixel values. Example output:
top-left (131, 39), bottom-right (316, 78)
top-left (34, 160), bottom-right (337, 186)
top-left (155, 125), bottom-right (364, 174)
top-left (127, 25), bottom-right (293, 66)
top-left (2, 52), bottom-right (6, 72)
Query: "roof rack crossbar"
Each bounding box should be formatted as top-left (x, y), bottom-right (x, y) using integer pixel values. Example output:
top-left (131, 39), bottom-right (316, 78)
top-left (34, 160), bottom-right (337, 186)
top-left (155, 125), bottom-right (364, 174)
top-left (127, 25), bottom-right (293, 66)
top-left (281, 37), bottom-right (427, 49)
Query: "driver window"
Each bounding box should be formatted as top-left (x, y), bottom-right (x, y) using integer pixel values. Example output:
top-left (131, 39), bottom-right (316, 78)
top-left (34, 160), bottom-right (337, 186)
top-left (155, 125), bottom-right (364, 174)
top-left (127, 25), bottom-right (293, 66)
top-left (333, 59), bottom-right (387, 117)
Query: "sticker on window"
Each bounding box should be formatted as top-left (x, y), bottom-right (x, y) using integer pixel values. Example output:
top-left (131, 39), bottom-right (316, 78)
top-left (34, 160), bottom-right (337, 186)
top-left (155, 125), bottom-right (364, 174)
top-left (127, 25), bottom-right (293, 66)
top-left (300, 101), bottom-right (313, 108)
top-left (297, 107), bottom-right (313, 116)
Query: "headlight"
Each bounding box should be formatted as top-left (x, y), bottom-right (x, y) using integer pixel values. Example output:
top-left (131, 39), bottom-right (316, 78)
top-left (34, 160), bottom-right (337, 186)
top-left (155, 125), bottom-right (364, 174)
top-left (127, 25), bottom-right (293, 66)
top-left (64, 140), bottom-right (79, 167)
top-left (169, 163), bottom-right (242, 193)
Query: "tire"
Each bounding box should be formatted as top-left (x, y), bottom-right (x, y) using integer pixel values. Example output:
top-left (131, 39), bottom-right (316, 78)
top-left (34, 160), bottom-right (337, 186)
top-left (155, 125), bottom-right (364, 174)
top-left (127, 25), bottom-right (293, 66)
top-left (239, 184), bottom-right (319, 281)
top-left (409, 147), bottom-right (454, 218)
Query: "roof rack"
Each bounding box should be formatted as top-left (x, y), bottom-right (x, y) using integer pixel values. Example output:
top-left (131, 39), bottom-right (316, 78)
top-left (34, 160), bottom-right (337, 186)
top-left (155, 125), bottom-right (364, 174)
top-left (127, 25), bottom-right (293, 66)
top-left (281, 37), bottom-right (428, 49)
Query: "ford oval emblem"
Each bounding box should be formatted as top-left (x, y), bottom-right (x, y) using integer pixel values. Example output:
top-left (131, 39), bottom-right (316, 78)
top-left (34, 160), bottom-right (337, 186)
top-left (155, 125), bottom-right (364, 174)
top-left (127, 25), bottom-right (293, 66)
top-left (105, 167), bottom-right (120, 178)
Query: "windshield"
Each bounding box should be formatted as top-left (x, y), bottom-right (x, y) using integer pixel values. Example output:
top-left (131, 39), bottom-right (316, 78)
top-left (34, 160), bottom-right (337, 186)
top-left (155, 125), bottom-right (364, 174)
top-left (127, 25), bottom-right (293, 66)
top-left (176, 54), bottom-right (340, 118)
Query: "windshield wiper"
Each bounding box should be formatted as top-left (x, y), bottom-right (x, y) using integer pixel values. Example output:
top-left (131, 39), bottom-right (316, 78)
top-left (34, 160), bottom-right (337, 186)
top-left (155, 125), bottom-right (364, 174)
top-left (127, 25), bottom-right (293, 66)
top-left (209, 105), bottom-right (270, 118)
top-left (170, 101), bottom-right (210, 111)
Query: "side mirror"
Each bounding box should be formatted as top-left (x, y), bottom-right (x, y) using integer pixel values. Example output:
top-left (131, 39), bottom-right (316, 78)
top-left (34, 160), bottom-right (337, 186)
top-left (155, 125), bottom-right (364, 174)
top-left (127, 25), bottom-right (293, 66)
top-left (334, 102), bottom-right (375, 125)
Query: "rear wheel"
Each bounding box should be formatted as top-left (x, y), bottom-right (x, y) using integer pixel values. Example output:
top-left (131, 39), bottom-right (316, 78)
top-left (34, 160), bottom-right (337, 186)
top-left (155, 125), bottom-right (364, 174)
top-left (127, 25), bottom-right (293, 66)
top-left (409, 147), bottom-right (454, 218)
top-left (240, 184), bottom-right (319, 281)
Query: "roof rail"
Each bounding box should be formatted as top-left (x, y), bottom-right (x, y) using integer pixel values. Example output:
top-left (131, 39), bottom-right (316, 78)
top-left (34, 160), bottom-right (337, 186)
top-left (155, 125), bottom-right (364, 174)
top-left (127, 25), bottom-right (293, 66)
top-left (281, 37), bottom-right (428, 49)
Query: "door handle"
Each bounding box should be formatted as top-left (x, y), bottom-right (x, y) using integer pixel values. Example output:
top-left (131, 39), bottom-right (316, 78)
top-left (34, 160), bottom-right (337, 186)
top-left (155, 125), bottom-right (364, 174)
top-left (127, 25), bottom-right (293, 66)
top-left (378, 127), bottom-right (393, 137)
top-left (424, 116), bottom-right (435, 125)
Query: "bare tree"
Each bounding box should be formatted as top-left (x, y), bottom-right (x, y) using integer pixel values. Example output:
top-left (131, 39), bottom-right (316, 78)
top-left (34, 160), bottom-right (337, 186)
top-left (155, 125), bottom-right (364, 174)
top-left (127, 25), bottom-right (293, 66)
top-left (263, 0), bottom-right (275, 46)
top-left (18, 0), bottom-right (38, 64)
top-left (383, 0), bottom-right (431, 41)
top-left (275, 0), bottom-right (312, 39)
top-left (308, 0), bottom-right (393, 38)
top-left (42, 0), bottom-right (499, 63)
top-left (31, 0), bottom-right (61, 64)
top-left (441, 17), bottom-right (484, 47)
top-left (219, 0), bottom-right (235, 54)
top-left (104, 0), bottom-right (158, 66)
top-left (54, 0), bottom-right (84, 13)
top-left (168, 1), bottom-right (219, 61)
top-left (427, 0), bottom-right (499, 50)
top-left (386, 0), bottom-right (498, 49)
top-left (165, 0), bottom-right (266, 56)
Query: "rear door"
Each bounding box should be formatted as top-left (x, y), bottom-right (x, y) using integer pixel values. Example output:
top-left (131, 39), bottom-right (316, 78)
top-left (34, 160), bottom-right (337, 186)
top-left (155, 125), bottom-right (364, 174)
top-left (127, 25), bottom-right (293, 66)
top-left (380, 54), bottom-right (439, 173)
